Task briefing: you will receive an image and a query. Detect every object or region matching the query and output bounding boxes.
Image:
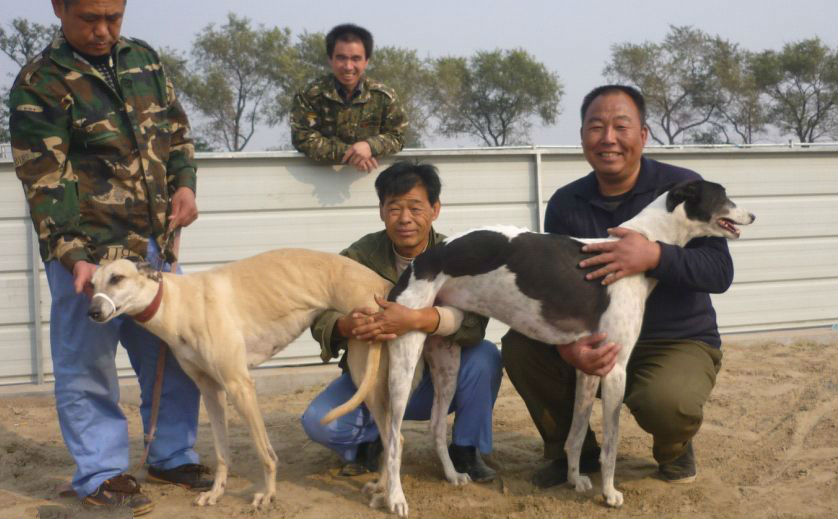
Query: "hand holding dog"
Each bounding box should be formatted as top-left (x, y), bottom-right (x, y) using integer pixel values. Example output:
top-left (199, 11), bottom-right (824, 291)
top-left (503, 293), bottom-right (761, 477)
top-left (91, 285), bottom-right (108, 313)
top-left (168, 186), bottom-right (199, 232)
top-left (350, 294), bottom-right (440, 342)
top-left (580, 227), bottom-right (661, 285)
top-left (556, 332), bottom-right (621, 376)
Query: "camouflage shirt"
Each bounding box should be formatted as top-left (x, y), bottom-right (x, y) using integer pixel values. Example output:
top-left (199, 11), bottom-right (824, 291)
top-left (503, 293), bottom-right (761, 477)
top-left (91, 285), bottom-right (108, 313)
top-left (290, 74), bottom-right (407, 162)
top-left (9, 33), bottom-right (196, 271)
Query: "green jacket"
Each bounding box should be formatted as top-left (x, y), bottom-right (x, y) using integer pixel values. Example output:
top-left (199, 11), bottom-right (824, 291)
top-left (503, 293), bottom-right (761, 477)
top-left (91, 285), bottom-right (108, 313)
top-left (311, 229), bottom-right (489, 366)
top-left (9, 34), bottom-right (196, 271)
top-left (290, 74), bottom-right (407, 163)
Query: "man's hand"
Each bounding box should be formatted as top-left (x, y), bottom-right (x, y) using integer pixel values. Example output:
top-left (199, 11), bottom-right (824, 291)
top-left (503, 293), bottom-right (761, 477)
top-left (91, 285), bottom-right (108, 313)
top-left (342, 141), bottom-right (378, 173)
top-left (555, 332), bottom-right (620, 377)
top-left (336, 306), bottom-right (379, 338)
top-left (168, 186), bottom-right (198, 232)
top-left (72, 260), bottom-right (98, 297)
top-left (579, 227), bottom-right (661, 285)
top-left (350, 294), bottom-right (439, 342)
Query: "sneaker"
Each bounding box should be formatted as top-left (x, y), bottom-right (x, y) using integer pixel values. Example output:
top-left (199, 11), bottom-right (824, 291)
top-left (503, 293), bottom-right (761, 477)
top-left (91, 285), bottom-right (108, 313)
top-left (448, 444), bottom-right (496, 483)
top-left (659, 441), bottom-right (697, 484)
top-left (532, 448), bottom-right (601, 489)
top-left (83, 474), bottom-right (153, 516)
top-left (147, 463), bottom-right (213, 490)
top-left (339, 438), bottom-right (383, 476)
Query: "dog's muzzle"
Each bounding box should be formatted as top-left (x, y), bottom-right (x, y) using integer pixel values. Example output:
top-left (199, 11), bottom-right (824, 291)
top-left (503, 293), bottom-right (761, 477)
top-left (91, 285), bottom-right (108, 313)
top-left (89, 292), bottom-right (117, 322)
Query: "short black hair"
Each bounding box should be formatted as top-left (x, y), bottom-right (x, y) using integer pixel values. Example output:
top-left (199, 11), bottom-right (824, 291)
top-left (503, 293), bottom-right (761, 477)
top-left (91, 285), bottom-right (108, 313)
top-left (326, 24), bottom-right (373, 60)
top-left (375, 161), bottom-right (441, 205)
top-left (580, 84), bottom-right (647, 126)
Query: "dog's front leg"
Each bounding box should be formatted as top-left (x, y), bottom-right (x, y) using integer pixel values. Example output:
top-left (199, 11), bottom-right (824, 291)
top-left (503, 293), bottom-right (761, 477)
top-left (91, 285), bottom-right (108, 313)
top-left (192, 374), bottom-right (231, 506)
top-left (226, 374), bottom-right (278, 509)
top-left (423, 336), bottom-right (468, 486)
top-left (565, 370), bottom-right (599, 493)
top-left (384, 331), bottom-right (426, 518)
top-left (599, 365), bottom-right (627, 507)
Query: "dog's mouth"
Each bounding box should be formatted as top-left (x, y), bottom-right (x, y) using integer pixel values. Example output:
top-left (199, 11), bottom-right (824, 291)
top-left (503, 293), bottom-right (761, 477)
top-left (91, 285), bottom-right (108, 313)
top-left (717, 217), bottom-right (741, 238)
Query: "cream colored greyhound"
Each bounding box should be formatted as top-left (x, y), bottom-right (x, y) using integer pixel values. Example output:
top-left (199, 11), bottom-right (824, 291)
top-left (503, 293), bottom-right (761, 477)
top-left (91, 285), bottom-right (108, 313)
top-left (88, 249), bottom-right (467, 509)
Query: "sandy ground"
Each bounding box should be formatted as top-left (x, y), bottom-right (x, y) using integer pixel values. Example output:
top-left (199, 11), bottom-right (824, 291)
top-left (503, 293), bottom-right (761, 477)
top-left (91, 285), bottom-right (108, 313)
top-left (1, 332), bottom-right (836, 519)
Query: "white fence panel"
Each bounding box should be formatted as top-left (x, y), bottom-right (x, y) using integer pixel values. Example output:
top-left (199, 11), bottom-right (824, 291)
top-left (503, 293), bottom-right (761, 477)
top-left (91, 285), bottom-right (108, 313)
top-left (0, 145), bottom-right (835, 385)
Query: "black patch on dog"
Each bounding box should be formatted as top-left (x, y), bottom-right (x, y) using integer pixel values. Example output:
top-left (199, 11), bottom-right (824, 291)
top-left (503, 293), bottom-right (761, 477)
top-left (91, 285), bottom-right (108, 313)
top-left (666, 180), bottom-right (731, 222)
top-left (506, 233), bottom-right (610, 330)
top-left (389, 263), bottom-right (413, 302)
top-left (390, 229), bottom-right (609, 331)
top-left (389, 230), bottom-right (513, 301)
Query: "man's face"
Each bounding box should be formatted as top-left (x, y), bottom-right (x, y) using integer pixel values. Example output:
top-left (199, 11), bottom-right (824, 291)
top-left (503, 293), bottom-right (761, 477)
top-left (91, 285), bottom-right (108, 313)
top-left (329, 39), bottom-right (368, 92)
top-left (52, 0), bottom-right (125, 56)
top-left (581, 91), bottom-right (649, 188)
top-left (379, 184), bottom-right (441, 259)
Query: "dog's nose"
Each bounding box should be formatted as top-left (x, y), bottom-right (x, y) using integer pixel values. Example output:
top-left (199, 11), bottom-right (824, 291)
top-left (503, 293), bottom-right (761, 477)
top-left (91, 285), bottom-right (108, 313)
top-left (749, 213), bottom-right (756, 223)
top-left (88, 307), bottom-right (102, 321)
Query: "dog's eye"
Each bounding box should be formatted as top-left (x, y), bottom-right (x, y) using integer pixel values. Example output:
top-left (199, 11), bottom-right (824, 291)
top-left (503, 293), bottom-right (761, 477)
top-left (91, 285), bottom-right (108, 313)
top-left (109, 274), bottom-right (125, 285)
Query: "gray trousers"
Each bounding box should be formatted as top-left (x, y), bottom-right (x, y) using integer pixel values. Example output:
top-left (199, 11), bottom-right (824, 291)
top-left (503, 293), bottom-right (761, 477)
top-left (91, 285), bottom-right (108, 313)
top-left (501, 329), bottom-right (722, 465)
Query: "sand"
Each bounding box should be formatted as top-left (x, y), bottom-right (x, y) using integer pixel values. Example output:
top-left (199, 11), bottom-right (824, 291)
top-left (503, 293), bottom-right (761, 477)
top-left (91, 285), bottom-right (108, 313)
top-left (0, 332), bottom-right (836, 519)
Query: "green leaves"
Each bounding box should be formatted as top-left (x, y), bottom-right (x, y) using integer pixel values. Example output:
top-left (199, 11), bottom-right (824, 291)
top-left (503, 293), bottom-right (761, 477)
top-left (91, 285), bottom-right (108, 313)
top-left (606, 26), bottom-right (837, 144)
top-left (430, 49), bottom-right (562, 146)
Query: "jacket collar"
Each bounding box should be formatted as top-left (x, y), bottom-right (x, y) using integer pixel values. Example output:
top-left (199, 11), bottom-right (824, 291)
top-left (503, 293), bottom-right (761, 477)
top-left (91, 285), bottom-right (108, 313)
top-left (579, 156), bottom-right (661, 210)
top-left (369, 228), bottom-right (442, 284)
top-left (48, 32), bottom-right (131, 77)
top-left (322, 75), bottom-right (372, 105)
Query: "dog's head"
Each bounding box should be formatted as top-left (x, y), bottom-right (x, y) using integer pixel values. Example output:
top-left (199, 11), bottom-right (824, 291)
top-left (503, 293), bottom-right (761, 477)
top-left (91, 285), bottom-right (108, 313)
top-left (88, 259), bottom-right (161, 323)
top-left (665, 180), bottom-right (755, 239)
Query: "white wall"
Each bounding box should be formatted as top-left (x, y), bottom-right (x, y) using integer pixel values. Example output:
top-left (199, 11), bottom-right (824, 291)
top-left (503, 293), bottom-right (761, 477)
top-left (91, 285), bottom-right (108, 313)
top-left (1, 145), bottom-right (836, 385)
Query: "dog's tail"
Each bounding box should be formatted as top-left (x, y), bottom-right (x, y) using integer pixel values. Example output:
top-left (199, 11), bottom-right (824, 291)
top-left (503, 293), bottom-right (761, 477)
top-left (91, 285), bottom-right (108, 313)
top-left (319, 341), bottom-right (381, 425)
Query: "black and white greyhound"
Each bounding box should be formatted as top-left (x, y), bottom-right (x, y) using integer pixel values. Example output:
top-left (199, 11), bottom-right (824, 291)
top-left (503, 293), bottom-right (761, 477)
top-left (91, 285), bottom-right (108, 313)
top-left (367, 179), bottom-right (754, 516)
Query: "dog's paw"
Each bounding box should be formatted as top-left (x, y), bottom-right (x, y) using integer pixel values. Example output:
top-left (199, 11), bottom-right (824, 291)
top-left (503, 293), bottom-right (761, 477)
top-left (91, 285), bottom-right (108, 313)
top-left (604, 489), bottom-right (624, 508)
top-left (388, 489), bottom-right (409, 518)
top-left (569, 474), bottom-right (592, 493)
top-left (251, 491), bottom-right (275, 509)
top-left (194, 490), bottom-right (219, 506)
top-left (447, 471), bottom-right (471, 486)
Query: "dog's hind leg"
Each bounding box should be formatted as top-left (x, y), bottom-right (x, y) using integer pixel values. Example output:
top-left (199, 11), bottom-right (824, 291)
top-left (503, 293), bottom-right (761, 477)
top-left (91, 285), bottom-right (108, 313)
top-left (191, 373), bottom-right (231, 506)
top-left (385, 330), bottom-right (426, 518)
top-left (565, 370), bottom-right (599, 493)
top-left (423, 336), bottom-right (469, 486)
top-left (225, 373), bottom-right (278, 509)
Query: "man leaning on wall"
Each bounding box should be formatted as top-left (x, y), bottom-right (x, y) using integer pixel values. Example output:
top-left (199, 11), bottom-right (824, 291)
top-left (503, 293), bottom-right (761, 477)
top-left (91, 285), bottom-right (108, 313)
top-left (9, 0), bottom-right (211, 515)
top-left (290, 23), bottom-right (408, 173)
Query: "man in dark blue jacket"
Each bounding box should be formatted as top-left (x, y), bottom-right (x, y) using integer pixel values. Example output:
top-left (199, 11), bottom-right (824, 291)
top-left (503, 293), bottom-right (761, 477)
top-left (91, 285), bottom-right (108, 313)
top-left (502, 85), bottom-right (731, 488)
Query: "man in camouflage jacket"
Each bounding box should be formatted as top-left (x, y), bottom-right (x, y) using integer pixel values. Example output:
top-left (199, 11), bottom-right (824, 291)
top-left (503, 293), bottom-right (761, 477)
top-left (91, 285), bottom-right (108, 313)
top-left (9, 0), bottom-right (208, 513)
top-left (290, 24), bottom-right (407, 173)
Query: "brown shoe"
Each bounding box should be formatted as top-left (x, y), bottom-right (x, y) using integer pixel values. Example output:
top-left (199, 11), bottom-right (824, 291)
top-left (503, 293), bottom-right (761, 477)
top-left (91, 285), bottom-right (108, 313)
top-left (147, 463), bottom-right (213, 490)
top-left (83, 474), bottom-right (153, 516)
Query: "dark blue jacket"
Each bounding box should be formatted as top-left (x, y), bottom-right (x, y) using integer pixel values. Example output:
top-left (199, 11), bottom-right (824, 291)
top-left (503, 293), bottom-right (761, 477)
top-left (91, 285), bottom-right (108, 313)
top-left (544, 157), bottom-right (733, 348)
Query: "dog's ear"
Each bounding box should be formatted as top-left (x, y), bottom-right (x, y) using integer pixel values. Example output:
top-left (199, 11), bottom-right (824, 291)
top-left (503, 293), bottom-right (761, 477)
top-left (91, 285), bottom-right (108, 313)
top-left (665, 180), bottom-right (702, 212)
top-left (136, 261), bottom-right (162, 282)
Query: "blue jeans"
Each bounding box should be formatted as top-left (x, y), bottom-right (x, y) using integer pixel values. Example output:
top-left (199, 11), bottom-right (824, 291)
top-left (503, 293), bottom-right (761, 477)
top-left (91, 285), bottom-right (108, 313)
top-left (44, 240), bottom-right (201, 497)
top-left (301, 339), bottom-right (502, 461)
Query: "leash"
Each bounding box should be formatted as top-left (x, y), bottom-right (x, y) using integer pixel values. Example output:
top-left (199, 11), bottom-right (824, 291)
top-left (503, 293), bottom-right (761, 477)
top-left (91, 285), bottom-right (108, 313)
top-left (133, 227), bottom-right (180, 474)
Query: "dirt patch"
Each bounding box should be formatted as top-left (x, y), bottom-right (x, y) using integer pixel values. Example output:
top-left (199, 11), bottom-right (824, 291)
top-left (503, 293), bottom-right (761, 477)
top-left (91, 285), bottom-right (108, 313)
top-left (1, 334), bottom-right (836, 518)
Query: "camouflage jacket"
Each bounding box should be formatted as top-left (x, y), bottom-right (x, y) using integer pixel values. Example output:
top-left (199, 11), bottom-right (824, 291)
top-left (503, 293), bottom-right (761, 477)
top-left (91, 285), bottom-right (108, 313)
top-left (311, 229), bottom-right (489, 368)
top-left (9, 33), bottom-right (196, 271)
top-left (290, 74), bottom-right (407, 162)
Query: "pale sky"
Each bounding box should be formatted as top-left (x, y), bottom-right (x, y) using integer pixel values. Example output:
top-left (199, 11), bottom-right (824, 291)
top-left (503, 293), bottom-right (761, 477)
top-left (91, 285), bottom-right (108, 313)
top-left (2, 0), bottom-right (837, 149)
